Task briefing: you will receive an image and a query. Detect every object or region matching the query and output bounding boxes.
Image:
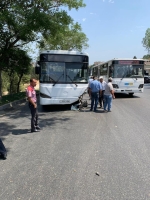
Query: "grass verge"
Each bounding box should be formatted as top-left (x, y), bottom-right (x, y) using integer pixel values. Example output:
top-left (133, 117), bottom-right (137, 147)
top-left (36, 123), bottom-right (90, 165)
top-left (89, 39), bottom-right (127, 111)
top-left (0, 90), bottom-right (39, 106)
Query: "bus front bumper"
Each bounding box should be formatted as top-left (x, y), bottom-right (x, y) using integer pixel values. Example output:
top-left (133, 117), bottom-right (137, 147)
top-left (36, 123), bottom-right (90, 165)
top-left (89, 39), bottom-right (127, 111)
top-left (40, 97), bottom-right (79, 105)
top-left (114, 88), bottom-right (144, 93)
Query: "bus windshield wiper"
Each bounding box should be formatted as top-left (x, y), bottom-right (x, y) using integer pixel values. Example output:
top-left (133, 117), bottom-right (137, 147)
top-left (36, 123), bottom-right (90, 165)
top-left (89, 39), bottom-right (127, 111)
top-left (131, 75), bottom-right (138, 80)
top-left (53, 73), bottom-right (64, 86)
top-left (45, 75), bottom-right (56, 83)
top-left (66, 74), bottom-right (78, 87)
top-left (121, 73), bottom-right (127, 80)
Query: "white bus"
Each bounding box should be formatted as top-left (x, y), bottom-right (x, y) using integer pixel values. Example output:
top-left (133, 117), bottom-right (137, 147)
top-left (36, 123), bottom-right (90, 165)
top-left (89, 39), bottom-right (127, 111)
top-left (92, 58), bottom-right (144, 96)
top-left (35, 50), bottom-right (89, 105)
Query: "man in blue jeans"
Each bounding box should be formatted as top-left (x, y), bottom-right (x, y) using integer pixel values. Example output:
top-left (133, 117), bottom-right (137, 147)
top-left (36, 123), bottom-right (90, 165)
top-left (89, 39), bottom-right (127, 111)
top-left (89, 76), bottom-right (102, 112)
top-left (104, 77), bottom-right (115, 112)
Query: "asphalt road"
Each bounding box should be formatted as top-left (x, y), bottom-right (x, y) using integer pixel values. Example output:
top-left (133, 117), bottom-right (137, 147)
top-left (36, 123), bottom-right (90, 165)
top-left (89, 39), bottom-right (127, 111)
top-left (0, 85), bottom-right (150, 200)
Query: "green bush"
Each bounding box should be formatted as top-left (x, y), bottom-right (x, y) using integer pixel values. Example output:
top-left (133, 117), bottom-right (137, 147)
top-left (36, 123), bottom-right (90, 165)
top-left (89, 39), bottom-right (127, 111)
top-left (0, 90), bottom-right (39, 106)
top-left (0, 92), bottom-right (26, 106)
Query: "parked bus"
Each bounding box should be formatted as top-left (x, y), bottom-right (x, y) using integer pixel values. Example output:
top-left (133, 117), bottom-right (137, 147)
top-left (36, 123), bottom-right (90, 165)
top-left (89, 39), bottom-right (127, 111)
top-left (35, 50), bottom-right (89, 105)
top-left (92, 58), bottom-right (144, 96)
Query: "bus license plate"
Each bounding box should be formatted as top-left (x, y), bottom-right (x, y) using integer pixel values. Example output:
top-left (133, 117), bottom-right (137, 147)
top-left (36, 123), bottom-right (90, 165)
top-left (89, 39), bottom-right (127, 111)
top-left (124, 83), bottom-right (133, 86)
top-left (59, 100), bottom-right (70, 103)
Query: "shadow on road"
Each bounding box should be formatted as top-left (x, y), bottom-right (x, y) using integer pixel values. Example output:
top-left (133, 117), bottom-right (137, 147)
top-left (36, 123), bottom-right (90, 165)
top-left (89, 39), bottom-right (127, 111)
top-left (12, 129), bottom-right (32, 135)
top-left (115, 93), bottom-right (140, 99)
top-left (0, 122), bottom-right (15, 137)
top-left (39, 104), bottom-right (72, 112)
top-left (0, 102), bottom-right (72, 138)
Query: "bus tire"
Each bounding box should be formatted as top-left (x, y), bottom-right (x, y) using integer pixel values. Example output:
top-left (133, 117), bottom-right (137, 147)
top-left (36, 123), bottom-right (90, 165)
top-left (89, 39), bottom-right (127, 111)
top-left (129, 93), bottom-right (134, 97)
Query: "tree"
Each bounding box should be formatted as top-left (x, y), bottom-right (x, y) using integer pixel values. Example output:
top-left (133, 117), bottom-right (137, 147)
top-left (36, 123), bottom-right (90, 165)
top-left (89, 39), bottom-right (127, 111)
top-left (133, 56), bottom-right (137, 59)
top-left (39, 22), bottom-right (89, 51)
top-left (143, 54), bottom-right (150, 60)
top-left (14, 50), bottom-right (32, 93)
top-left (4, 49), bottom-right (31, 93)
top-left (142, 28), bottom-right (150, 51)
top-left (0, 0), bottom-right (86, 96)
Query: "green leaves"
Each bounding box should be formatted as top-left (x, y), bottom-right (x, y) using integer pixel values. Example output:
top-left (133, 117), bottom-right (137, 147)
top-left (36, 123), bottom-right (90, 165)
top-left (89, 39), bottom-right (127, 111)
top-left (0, 0), bottom-right (87, 53)
top-left (40, 22), bottom-right (89, 51)
top-left (142, 28), bottom-right (150, 51)
top-left (0, 0), bottom-right (88, 95)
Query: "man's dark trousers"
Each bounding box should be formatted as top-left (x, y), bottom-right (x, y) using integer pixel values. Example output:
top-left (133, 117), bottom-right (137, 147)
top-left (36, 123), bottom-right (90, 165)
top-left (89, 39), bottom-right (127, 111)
top-left (29, 103), bottom-right (38, 130)
top-left (99, 90), bottom-right (105, 107)
top-left (91, 92), bottom-right (99, 111)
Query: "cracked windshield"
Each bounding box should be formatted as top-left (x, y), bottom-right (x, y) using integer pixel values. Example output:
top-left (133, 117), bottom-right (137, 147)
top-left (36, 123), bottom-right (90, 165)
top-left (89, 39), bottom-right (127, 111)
top-left (40, 62), bottom-right (88, 83)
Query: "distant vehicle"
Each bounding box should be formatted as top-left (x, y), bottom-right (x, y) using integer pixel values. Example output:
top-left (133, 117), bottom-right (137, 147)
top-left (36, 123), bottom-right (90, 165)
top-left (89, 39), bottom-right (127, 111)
top-left (144, 76), bottom-right (150, 83)
top-left (35, 50), bottom-right (89, 105)
top-left (91, 58), bottom-right (144, 96)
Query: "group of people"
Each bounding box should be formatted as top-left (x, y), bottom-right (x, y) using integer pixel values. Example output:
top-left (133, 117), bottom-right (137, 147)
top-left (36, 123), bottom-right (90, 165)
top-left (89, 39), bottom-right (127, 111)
top-left (88, 76), bottom-right (115, 112)
top-left (26, 76), bottom-right (115, 133)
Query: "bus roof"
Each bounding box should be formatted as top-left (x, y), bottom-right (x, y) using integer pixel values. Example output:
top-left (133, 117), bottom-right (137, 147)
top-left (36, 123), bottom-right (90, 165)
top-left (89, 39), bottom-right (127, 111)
top-left (93, 58), bottom-right (144, 67)
top-left (40, 50), bottom-right (88, 56)
top-left (106, 58), bottom-right (144, 62)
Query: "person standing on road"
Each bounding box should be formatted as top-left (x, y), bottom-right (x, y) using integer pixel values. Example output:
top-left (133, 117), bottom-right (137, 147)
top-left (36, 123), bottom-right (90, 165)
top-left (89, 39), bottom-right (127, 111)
top-left (88, 76), bottom-right (93, 100)
top-left (89, 76), bottom-right (102, 112)
top-left (103, 77), bottom-right (115, 112)
top-left (99, 76), bottom-right (106, 108)
top-left (26, 78), bottom-right (40, 132)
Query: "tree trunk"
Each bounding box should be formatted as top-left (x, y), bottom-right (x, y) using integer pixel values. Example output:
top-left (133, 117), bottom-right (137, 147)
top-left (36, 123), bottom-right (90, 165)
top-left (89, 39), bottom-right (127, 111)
top-left (9, 71), bottom-right (14, 94)
top-left (9, 80), bottom-right (13, 94)
top-left (0, 70), bottom-right (2, 98)
top-left (17, 74), bottom-right (23, 93)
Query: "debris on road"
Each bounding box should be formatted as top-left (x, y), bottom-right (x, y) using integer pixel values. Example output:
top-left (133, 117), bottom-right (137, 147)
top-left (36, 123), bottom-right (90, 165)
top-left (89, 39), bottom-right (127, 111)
top-left (95, 172), bottom-right (100, 176)
top-left (71, 104), bottom-right (79, 111)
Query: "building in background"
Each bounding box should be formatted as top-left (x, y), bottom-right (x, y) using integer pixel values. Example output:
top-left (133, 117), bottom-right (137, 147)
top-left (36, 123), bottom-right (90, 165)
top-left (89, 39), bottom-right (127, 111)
top-left (144, 60), bottom-right (150, 75)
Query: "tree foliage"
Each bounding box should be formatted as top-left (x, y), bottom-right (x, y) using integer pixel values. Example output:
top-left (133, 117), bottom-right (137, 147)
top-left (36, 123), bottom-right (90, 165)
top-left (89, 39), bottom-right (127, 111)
top-left (142, 28), bottom-right (150, 51)
top-left (0, 0), bottom-right (86, 57)
top-left (0, 0), bottom-right (87, 96)
top-left (143, 54), bottom-right (150, 60)
top-left (39, 22), bottom-right (89, 51)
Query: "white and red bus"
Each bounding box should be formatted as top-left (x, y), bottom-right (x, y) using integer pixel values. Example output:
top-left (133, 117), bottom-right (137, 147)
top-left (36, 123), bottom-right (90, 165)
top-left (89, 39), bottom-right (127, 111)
top-left (92, 58), bottom-right (144, 96)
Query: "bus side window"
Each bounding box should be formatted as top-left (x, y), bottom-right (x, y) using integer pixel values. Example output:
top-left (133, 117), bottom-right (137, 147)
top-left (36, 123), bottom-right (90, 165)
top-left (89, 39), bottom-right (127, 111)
top-left (109, 66), bottom-right (113, 77)
top-left (92, 67), bottom-right (98, 77)
top-left (100, 65), bottom-right (104, 75)
top-left (100, 64), bottom-right (108, 76)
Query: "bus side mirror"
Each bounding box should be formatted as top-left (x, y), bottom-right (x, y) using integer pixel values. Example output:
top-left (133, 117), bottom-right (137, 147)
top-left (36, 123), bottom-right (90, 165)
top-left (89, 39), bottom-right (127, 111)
top-left (35, 62), bottom-right (40, 74)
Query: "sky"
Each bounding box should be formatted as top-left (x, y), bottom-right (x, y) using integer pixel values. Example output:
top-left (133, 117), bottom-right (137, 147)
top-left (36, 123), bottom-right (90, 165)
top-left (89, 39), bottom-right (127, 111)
top-left (67, 0), bottom-right (150, 65)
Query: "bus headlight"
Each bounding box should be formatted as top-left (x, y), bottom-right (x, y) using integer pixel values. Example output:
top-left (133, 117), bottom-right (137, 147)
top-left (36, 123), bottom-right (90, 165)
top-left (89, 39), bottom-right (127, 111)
top-left (40, 93), bottom-right (51, 98)
top-left (138, 84), bottom-right (144, 88)
top-left (112, 84), bottom-right (119, 88)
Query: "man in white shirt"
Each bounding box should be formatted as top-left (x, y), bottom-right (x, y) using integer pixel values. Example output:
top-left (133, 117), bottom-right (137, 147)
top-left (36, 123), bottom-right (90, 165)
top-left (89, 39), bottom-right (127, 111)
top-left (99, 76), bottom-right (106, 108)
top-left (103, 77), bottom-right (115, 112)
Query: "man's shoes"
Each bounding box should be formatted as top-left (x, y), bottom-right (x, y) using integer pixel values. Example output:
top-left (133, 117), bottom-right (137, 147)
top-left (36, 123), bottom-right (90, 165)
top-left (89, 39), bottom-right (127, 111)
top-left (0, 153), bottom-right (7, 160)
top-left (31, 129), bottom-right (40, 132)
top-left (90, 109), bottom-right (93, 111)
top-left (108, 110), bottom-right (111, 112)
top-left (104, 110), bottom-right (107, 113)
top-left (36, 126), bottom-right (41, 130)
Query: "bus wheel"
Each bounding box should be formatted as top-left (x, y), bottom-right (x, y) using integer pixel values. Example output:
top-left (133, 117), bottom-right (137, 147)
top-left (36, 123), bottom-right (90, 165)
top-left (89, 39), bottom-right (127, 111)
top-left (129, 93), bottom-right (134, 97)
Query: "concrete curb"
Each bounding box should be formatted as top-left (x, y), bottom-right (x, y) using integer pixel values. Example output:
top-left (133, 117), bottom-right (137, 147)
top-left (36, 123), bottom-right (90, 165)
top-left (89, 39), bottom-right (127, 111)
top-left (0, 98), bottom-right (27, 111)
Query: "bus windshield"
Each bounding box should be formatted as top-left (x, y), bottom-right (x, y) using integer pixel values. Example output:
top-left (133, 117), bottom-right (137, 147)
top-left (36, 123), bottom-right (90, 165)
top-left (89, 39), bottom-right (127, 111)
top-left (110, 64), bottom-right (144, 78)
top-left (66, 63), bottom-right (87, 83)
top-left (40, 62), bottom-right (88, 83)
